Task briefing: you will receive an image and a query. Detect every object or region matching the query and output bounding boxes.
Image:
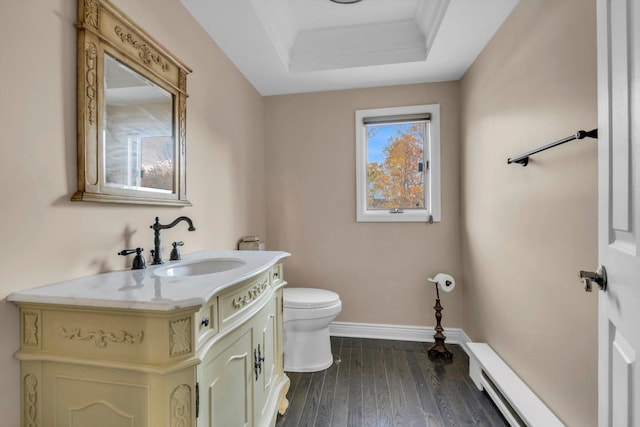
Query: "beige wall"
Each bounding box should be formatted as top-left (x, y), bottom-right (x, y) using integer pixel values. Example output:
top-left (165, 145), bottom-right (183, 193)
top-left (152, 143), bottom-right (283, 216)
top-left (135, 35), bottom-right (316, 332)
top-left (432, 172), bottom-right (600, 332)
top-left (0, 1), bottom-right (266, 424)
top-left (264, 83), bottom-right (463, 327)
top-left (460, 1), bottom-right (598, 426)
top-left (0, 0), bottom-right (599, 425)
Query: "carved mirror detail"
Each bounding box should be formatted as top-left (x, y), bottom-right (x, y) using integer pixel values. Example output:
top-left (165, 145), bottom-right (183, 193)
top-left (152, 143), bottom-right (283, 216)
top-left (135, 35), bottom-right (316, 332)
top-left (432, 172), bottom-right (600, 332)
top-left (73, 0), bottom-right (191, 206)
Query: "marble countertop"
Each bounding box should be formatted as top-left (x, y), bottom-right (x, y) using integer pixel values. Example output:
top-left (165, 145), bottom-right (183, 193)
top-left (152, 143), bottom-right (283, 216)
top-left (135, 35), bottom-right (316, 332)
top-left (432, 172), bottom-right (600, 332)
top-left (8, 250), bottom-right (290, 311)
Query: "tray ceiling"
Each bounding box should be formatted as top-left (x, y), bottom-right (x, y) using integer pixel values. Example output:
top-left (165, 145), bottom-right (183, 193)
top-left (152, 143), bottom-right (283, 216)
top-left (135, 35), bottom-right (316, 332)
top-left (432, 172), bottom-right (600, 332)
top-left (181, 0), bottom-right (519, 95)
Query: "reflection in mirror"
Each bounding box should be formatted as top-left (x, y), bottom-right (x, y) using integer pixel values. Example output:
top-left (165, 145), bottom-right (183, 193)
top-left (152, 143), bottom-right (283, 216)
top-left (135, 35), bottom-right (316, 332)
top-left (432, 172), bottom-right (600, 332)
top-left (104, 54), bottom-right (174, 193)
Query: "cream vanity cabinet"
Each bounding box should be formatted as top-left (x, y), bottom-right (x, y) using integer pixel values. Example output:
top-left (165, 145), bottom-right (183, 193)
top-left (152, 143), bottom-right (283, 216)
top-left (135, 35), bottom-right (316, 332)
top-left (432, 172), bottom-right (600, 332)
top-left (9, 250), bottom-right (290, 427)
top-left (197, 267), bottom-right (286, 427)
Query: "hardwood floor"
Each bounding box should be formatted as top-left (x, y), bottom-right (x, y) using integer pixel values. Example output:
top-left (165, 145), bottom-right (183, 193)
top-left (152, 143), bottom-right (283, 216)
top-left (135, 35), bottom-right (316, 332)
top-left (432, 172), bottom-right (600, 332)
top-left (276, 337), bottom-right (508, 427)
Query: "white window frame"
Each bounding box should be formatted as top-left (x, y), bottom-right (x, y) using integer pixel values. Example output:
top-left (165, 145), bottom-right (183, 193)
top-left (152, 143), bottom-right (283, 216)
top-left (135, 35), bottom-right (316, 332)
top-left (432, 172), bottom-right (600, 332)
top-left (355, 104), bottom-right (441, 223)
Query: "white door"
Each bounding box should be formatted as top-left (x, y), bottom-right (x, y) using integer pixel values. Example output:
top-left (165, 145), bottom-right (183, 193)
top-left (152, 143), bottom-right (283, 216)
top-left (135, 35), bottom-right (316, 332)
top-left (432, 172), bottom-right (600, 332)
top-left (597, 0), bottom-right (640, 425)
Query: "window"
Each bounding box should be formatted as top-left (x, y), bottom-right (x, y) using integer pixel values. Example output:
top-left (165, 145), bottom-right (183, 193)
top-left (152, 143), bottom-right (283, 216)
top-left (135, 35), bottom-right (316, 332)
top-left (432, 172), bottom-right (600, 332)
top-left (355, 104), bottom-right (440, 222)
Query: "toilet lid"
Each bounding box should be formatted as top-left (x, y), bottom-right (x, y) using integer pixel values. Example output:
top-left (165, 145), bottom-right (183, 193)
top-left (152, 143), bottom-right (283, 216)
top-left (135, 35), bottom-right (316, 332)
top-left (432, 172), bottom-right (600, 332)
top-left (283, 288), bottom-right (340, 309)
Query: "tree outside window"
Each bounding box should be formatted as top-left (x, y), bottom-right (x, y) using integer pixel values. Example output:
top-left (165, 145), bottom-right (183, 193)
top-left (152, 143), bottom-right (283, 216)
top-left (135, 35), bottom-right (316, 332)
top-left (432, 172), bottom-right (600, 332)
top-left (366, 122), bottom-right (425, 210)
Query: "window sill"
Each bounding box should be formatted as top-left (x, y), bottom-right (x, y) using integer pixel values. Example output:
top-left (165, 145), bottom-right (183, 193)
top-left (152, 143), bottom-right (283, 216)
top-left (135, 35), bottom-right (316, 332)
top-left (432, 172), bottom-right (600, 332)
top-left (356, 210), bottom-right (439, 223)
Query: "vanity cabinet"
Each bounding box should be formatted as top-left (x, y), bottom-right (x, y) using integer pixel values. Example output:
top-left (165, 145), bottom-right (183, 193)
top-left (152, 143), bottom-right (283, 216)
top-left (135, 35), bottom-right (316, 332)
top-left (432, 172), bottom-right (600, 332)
top-left (198, 272), bottom-right (285, 427)
top-left (199, 292), bottom-right (281, 427)
top-left (9, 251), bottom-right (290, 427)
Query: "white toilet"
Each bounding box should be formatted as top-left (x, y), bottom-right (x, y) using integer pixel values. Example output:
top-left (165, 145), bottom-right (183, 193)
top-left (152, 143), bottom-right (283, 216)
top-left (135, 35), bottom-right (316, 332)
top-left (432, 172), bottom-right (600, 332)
top-left (283, 287), bottom-right (342, 372)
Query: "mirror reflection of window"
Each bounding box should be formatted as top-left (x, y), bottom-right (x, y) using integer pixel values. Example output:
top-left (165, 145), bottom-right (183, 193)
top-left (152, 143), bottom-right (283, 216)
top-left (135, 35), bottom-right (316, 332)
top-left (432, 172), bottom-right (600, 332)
top-left (103, 54), bottom-right (174, 192)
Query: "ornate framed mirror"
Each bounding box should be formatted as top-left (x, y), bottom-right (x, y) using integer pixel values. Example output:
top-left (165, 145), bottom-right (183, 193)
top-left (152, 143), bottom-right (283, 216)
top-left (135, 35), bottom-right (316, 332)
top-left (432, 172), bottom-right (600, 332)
top-left (73, 0), bottom-right (192, 206)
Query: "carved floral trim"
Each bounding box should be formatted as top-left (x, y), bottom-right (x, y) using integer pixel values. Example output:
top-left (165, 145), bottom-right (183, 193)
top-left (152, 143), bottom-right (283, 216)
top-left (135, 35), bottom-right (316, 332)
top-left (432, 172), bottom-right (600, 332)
top-left (23, 311), bottom-right (39, 347)
top-left (169, 318), bottom-right (192, 357)
top-left (24, 374), bottom-right (38, 427)
top-left (60, 326), bottom-right (144, 348)
top-left (84, 0), bottom-right (99, 28)
top-left (179, 71), bottom-right (187, 91)
top-left (85, 41), bottom-right (98, 125)
top-left (170, 384), bottom-right (191, 427)
top-left (232, 280), bottom-right (269, 310)
top-left (179, 95), bottom-right (187, 157)
top-left (114, 25), bottom-right (170, 72)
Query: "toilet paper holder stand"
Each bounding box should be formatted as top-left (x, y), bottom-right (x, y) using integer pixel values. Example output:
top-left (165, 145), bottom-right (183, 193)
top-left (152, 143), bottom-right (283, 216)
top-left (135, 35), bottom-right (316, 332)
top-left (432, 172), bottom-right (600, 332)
top-left (427, 276), bottom-right (454, 360)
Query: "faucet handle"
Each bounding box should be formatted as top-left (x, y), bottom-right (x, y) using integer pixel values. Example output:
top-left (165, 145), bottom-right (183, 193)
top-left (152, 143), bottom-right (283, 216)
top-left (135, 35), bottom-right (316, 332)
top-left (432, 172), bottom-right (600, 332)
top-left (118, 248), bottom-right (146, 270)
top-left (170, 241), bottom-right (184, 261)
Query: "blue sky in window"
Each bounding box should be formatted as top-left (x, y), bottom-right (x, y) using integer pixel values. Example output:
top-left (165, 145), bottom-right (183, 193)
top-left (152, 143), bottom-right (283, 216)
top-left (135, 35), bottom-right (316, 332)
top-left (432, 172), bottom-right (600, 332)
top-left (367, 123), bottom-right (414, 164)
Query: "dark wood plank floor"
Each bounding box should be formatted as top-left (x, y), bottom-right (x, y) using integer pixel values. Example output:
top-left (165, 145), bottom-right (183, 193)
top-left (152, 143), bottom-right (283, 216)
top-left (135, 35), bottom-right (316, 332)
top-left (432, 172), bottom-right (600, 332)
top-left (276, 337), bottom-right (508, 427)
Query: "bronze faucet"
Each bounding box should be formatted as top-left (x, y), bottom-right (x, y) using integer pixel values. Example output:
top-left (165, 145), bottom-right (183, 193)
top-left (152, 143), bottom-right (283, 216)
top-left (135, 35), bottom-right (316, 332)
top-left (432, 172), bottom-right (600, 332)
top-left (150, 216), bottom-right (195, 265)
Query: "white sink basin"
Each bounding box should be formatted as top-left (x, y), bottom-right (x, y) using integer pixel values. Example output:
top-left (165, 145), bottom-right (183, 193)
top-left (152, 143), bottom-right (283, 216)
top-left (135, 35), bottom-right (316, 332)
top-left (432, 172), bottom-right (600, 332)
top-left (157, 258), bottom-right (246, 277)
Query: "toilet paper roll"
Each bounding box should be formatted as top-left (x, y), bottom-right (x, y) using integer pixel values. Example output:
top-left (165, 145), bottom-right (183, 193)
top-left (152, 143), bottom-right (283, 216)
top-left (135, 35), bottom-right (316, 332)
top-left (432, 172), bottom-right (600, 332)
top-left (428, 273), bottom-right (456, 292)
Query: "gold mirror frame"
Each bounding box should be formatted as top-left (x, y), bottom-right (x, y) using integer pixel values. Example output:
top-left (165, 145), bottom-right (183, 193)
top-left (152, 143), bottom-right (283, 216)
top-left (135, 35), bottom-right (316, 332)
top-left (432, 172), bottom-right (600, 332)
top-left (73, 0), bottom-right (192, 206)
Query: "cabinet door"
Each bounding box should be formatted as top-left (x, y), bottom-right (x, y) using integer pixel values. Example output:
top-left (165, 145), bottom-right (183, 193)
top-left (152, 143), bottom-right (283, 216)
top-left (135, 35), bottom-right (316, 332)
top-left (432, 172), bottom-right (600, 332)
top-left (253, 296), bottom-right (278, 424)
top-left (198, 328), bottom-right (253, 427)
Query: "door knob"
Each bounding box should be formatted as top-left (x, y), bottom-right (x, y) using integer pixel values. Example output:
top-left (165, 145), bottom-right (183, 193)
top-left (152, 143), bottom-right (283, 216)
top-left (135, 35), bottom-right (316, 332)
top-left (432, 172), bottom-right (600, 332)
top-left (579, 265), bottom-right (607, 292)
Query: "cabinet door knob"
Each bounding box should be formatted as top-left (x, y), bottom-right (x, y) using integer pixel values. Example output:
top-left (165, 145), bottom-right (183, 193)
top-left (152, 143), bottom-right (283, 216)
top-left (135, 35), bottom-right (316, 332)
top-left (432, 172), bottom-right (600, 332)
top-left (201, 318), bottom-right (210, 327)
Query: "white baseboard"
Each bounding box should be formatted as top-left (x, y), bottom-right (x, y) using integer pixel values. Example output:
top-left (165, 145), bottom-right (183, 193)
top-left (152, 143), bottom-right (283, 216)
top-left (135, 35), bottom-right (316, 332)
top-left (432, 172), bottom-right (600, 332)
top-left (329, 321), bottom-right (472, 355)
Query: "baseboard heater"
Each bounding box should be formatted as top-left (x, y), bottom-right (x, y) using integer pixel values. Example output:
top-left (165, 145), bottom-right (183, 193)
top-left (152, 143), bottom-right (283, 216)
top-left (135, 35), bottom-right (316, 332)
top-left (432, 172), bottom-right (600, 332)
top-left (467, 343), bottom-right (565, 427)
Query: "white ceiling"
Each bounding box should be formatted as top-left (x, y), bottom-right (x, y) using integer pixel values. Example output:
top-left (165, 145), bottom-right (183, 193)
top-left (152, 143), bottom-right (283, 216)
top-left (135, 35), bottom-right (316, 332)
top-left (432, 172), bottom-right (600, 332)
top-left (180, 0), bottom-right (519, 96)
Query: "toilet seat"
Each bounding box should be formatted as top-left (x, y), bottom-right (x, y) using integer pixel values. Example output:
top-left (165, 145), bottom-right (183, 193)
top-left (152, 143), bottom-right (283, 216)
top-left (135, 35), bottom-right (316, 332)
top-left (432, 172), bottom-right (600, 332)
top-left (284, 288), bottom-right (340, 309)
